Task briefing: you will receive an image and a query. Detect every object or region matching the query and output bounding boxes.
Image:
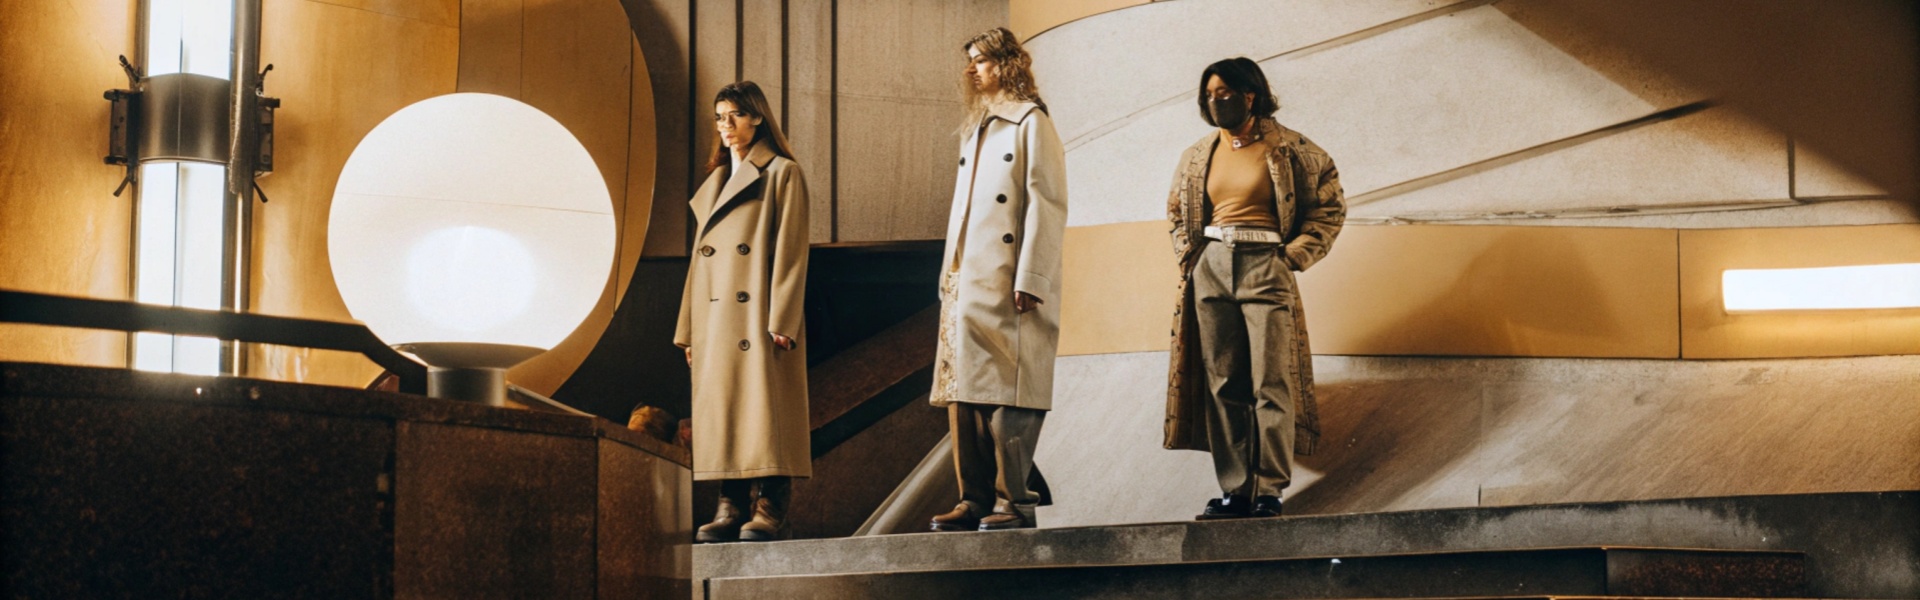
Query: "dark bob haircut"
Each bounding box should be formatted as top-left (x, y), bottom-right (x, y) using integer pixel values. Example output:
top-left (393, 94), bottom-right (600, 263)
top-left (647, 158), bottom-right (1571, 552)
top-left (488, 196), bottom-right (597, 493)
top-left (1196, 57), bottom-right (1279, 127)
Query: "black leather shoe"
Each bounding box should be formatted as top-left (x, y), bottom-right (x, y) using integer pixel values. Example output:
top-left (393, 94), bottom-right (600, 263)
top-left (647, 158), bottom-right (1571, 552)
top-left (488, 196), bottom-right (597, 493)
top-left (1251, 495), bottom-right (1283, 518)
top-left (1195, 494), bottom-right (1253, 521)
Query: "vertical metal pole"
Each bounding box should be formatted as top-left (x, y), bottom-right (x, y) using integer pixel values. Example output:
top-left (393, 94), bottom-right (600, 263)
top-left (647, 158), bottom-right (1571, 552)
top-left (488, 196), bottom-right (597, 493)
top-left (223, 0), bottom-right (262, 376)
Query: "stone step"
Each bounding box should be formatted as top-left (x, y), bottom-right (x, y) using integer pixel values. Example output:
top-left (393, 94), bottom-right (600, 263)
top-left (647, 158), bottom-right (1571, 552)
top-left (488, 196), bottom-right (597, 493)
top-left (706, 546), bottom-right (1805, 599)
top-left (693, 492), bottom-right (1920, 598)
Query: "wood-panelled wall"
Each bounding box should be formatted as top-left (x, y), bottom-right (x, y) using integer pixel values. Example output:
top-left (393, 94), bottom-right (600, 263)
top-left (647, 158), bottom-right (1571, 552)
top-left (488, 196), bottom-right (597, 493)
top-left (0, 1), bottom-right (137, 368)
top-left (247, 0), bottom-right (462, 389)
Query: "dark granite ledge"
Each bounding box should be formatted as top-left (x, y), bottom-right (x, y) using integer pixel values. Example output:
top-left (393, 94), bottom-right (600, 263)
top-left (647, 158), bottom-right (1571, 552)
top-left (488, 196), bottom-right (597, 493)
top-left (0, 361), bottom-right (689, 468)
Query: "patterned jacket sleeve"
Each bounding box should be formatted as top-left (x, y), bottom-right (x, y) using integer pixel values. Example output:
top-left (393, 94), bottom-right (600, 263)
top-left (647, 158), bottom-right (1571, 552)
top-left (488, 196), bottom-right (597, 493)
top-left (1167, 148), bottom-right (1194, 274)
top-left (1281, 141), bottom-right (1346, 272)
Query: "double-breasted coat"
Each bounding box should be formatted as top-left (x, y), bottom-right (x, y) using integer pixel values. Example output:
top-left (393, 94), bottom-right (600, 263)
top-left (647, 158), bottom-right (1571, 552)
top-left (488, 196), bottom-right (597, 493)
top-left (674, 140), bottom-right (812, 480)
top-left (1165, 118), bottom-right (1345, 456)
top-left (931, 101), bottom-right (1069, 411)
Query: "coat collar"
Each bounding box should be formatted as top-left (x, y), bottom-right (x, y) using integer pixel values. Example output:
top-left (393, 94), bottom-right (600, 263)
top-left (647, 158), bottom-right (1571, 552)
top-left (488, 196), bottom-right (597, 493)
top-left (696, 140), bottom-right (781, 237)
top-left (986, 100), bottom-right (1040, 125)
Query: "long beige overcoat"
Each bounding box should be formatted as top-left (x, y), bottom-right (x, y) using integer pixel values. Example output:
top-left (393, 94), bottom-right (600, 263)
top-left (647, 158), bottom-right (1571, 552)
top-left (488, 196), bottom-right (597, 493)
top-left (674, 140), bottom-right (812, 480)
top-left (1164, 118), bottom-right (1345, 456)
top-left (930, 101), bottom-right (1068, 411)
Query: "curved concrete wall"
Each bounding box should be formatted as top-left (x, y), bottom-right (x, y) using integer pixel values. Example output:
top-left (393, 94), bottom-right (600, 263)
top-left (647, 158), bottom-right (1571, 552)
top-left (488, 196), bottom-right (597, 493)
top-left (1027, 0), bottom-right (1906, 229)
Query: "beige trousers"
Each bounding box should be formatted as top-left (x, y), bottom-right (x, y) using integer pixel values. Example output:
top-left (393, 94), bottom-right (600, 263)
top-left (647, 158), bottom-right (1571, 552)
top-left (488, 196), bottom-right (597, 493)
top-left (1193, 241), bottom-right (1297, 498)
top-left (949, 402), bottom-right (1046, 518)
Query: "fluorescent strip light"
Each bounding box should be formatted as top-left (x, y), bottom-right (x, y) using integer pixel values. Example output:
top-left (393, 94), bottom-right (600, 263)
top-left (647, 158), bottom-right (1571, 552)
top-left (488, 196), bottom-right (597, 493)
top-left (1723, 263), bottom-right (1920, 312)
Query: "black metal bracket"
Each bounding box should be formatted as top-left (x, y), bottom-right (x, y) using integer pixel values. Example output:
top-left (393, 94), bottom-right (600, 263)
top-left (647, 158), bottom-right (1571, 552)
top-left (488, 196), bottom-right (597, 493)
top-left (0, 289), bottom-right (427, 395)
top-left (104, 55), bottom-right (143, 197)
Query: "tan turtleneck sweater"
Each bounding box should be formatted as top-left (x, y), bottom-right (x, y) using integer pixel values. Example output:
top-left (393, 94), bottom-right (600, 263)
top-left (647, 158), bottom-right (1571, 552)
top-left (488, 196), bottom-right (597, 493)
top-left (1205, 132), bottom-right (1279, 229)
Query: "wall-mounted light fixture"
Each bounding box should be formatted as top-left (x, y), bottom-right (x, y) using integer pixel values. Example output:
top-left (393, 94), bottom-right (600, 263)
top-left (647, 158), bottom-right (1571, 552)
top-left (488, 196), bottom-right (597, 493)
top-left (105, 0), bottom-right (277, 375)
top-left (1723, 263), bottom-right (1920, 312)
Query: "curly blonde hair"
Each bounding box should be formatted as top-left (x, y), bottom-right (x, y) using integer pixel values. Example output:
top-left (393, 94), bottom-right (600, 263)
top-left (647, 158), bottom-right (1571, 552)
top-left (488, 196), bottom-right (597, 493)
top-left (959, 27), bottom-right (1046, 135)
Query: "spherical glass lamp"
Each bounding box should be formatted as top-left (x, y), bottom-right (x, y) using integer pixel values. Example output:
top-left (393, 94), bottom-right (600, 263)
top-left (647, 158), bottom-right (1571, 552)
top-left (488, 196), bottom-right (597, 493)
top-left (328, 93), bottom-right (615, 406)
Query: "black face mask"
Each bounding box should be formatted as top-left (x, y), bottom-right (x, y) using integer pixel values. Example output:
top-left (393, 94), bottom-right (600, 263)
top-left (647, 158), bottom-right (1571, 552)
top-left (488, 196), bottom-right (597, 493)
top-left (1209, 94), bottom-right (1250, 131)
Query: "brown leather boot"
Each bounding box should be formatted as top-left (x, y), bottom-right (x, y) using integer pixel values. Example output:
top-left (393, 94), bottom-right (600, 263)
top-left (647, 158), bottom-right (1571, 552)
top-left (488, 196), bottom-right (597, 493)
top-left (929, 502), bottom-right (984, 532)
top-left (739, 477), bottom-right (791, 542)
top-left (695, 480), bottom-right (752, 543)
top-left (978, 501), bottom-right (1036, 531)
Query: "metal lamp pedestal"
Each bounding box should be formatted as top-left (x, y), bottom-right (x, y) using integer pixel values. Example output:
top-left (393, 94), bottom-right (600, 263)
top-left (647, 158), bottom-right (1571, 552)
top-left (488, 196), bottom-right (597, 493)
top-left (395, 342), bottom-right (545, 406)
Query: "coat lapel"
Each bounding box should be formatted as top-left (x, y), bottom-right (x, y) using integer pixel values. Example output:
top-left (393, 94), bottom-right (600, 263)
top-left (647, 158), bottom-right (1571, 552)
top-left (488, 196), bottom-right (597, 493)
top-left (699, 141), bottom-right (779, 239)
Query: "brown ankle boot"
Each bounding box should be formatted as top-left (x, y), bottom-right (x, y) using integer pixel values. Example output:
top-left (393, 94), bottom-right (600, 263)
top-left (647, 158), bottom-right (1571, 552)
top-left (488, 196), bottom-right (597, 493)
top-left (739, 477), bottom-right (790, 542)
top-left (978, 501), bottom-right (1036, 531)
top-left (695, 481), bottom-right (752, 543)
top-left (929, 502), bottom-right (984, 532)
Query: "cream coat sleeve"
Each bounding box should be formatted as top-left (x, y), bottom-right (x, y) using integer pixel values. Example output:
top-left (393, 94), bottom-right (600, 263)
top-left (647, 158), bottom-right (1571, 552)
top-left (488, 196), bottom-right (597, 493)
top-left (673, 254), bottom-right (696, 348)
top-left (766, 164), bottom-right (811, 339)
top-left (1013, 110), bottom-right (1068, 303)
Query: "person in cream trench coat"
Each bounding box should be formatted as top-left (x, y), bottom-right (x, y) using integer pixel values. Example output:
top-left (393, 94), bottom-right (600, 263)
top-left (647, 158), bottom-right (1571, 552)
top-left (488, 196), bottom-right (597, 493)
top-left (675, 81), bottom-right (811, 543)
top-left (928, 27), bottom-right (1068, 533)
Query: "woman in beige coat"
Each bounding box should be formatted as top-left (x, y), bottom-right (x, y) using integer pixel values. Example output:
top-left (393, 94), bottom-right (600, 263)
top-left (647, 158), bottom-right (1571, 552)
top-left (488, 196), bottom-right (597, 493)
top-left (674, 81), bottom-right (811, 543)
top-left (928, 27), bottom-right (1068, 533)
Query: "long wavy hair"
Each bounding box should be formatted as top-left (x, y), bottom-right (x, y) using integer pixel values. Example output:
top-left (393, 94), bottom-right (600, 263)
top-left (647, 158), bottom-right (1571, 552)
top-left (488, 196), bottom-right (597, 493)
top-left (959, 27), bottom-right (1046, 136)
top-left (706, 81), bottom-right (796, 174)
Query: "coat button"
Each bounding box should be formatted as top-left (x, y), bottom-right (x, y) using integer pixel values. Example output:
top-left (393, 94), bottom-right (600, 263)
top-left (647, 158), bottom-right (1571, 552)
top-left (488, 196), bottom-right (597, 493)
top-left (996, 193), bottom-right (1007, 204)
top-left (960, 157), bottom-right (966, 166)
top-left (1001, 233), bottom-right (1014, 244)
top-left (736, 292), bottom-right (750, 302)
top-left (699, 245), bottom-right (714, 257)
top-left (737, 244), bottom-right (750, 255)
top-left (1003, 153), bottom-right (1013, 162)
top-left (739, 339), bottom-right (751, 351)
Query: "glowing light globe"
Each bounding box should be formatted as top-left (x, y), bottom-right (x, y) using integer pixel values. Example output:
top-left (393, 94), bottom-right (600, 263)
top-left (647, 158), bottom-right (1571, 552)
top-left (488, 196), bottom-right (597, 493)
top-left (328, 93), bottom-right (615, 404)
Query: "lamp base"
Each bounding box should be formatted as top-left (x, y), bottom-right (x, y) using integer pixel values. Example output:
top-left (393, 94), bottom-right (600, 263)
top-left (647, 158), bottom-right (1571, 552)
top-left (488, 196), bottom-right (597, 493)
top-left (392, 342), bottom-right (546, 406)
top-left (427, 367), bottom-right (508, 406)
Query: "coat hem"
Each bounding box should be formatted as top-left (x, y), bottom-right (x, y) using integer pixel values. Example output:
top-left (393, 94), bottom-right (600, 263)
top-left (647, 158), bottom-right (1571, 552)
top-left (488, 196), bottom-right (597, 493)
top-left (695, 466), bottom-right (812, 481)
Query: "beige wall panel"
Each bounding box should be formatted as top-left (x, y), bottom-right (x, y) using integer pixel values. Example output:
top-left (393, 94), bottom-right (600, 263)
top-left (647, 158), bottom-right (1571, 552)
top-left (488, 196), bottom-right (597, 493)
top-left (1058, 224), bottom-right (1681, 358)
top-left (835, 0), bottom-right (1006, 242)
top-left (1679, 224), bottom-right (1920, 359)
top-left (740, 0), bottom-right (785, 121)
top-left (310, 0), bottom-right (459, 27)
top-left (1009, 0), bottom-right (1144, 40)
top-left (1301, 226), bottom-right (1679, 358)
top-left (1356, 107), bottom-right (1788, 220)
top-left (0, 0), bottom-right (137, 367)
top-left (457, 0), bottom-right (524, 95)
top-left (787, 0), bottom-right (836, 243)
top-left (1057, 222), bottom-right (1179, 356)
top-left (507, 0), bottom-right (639, 395)
top-left (1794, 144), bottom-right (1889, 200)
top-left (250, 0), bottom-right (459, 387)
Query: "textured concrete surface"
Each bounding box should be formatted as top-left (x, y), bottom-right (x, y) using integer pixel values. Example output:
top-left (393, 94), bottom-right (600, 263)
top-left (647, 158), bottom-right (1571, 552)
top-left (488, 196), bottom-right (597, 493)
top-left (710, 547), bottom-right (1807, 599)
top-left (1031, 353), bottom-right (1920, 530)
top-left (695, 491), bottom-right (1919, 598)
top-left (1030, 0), bottom-right (1915, 230)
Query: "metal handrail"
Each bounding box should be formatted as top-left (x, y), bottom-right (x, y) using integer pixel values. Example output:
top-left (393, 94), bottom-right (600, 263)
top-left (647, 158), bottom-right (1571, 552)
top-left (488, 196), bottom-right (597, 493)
top-left (0, 289), bottom-right (426, 394)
